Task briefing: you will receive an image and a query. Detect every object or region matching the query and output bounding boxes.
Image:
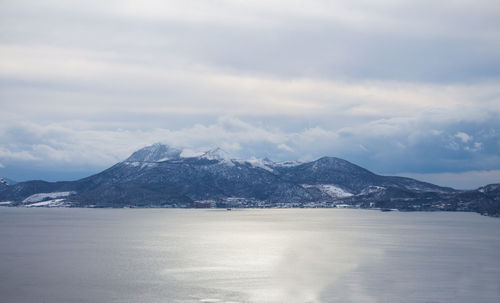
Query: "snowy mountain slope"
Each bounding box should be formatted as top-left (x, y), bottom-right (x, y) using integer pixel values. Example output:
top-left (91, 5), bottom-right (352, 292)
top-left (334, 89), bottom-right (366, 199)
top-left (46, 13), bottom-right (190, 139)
top-left (302, 184), bottom-right (354, 198)
top-left (125, 143), bottom-right (182, 162)
top-left (237, 157), bottom-right (275, 173)
top-left (22, 191), bottom-right (76, 203)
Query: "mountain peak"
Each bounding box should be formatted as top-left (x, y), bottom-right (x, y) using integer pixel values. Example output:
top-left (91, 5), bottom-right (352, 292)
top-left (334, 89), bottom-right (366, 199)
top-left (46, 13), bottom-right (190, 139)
top-left (317, 156), bottom-right (345, 162)
top-left (125, 143), bottom-right (182, 162)
top-left (199, 147), bottom-right (233, 162)
top-left (313, 156), bottom-right (356, 169)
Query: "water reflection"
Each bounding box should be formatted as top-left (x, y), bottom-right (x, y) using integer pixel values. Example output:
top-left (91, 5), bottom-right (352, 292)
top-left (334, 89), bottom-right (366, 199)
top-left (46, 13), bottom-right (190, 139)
top-left (0, 208), bottom-right (499, 303)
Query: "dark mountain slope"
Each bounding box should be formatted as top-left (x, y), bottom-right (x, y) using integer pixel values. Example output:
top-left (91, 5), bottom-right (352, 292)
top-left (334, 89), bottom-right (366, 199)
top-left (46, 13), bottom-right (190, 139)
top-left (277, 156), bottom-right (455, 194)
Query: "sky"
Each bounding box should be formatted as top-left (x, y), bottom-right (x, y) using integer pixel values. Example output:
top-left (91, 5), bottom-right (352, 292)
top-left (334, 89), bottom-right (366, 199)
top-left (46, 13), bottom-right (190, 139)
top-left (1, 0), bottom-right (499, 189)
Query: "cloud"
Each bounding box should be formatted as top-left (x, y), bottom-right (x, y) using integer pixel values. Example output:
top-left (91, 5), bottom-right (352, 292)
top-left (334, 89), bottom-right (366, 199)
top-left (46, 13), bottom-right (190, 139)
top-left (0, 0), bottom-right (499, 187)
top-left (0, 146), bottom-right (40, 162)
top-left (1, 116), bottom-right (499, 179)
top-left (398, 170), bottom-right (500, 190)
top-left (455, 132), bottom-right (472, 143)
top-left (277, 144), bottom-right (293, 152)
top-left (1, 0), bottom-right (500, 83)
top-left (1, 51), bottom-right (499, 125)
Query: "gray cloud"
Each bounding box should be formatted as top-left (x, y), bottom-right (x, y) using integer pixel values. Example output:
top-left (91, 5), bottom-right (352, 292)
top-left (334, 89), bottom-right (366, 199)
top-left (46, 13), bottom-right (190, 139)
top-left (0, 0), bottom-right (499, 187)
top-left (1, 116), bottom-right (499, 187)
top-left (1, 0), bottom-right (499, 82)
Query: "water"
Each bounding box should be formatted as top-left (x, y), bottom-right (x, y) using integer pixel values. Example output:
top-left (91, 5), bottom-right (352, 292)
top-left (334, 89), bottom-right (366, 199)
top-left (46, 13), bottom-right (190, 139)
top-left (0, 208), bottom-right (499, 303)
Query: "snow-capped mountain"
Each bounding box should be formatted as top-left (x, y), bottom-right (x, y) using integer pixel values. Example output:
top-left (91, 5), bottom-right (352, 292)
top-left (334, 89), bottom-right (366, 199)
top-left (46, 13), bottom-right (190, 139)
top-left (198, 148), bottom-right (235, 166)
top-left (0, 143), bottom-right (498, 216)
top-left (199, 147), bottom-right (231, 161)
top-left (238, 157), bottom-right (275, 172)
top-left (125, 143), bottom-right (182, 162)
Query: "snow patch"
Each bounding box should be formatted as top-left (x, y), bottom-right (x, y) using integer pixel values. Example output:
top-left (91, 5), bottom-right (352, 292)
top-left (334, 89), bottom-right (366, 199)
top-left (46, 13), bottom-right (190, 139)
top-left (141, 162), bottom-right (158, 169)
top-left (26, 199), bottom-right (68, 207)
top-left (360, 186), bottom-right (386, 195)
top-left (275, 161), bottom-right (303, 167)
top-left (478, 184), bottom-right (500, 193)
top-left (123, 161), bottom-right (159, 169)
top-left (0, 201), bottom-right (12, 205)
top-left (243, 158), bottom-right (275, 172)
top-left (156, 157), bottom-right (171, 162)
top-left (23, 191), bottom-right (76, 203)
top-left (200, 148), bottom-right (231, 160)
top-left (302, 184), bottom-right (353, 198)
top-left (199, 148), bottom-right (234, 166)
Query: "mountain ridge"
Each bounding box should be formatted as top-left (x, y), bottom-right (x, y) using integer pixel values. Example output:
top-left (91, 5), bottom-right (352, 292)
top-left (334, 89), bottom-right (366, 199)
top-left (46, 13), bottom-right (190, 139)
top-left (0, 143), bottom-right (498, 216)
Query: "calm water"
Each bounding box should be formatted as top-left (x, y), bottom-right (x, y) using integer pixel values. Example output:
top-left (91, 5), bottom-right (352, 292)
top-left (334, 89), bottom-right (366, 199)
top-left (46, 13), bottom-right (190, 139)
top-left (0, 208), bottom-right (499, 303)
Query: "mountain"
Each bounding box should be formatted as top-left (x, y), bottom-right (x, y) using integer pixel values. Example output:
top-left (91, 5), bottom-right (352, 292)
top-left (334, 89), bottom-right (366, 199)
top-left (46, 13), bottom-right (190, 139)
top-left (453, 184), bottom-right (500, 215)
top-left (0, 143), bottom-right (498, 216)
top-left (0, 177), bottom-right (17, 186)
top-left (125, 143), bottom-right (182, 162)
top-left (274, 156), bottom-right (452, 194)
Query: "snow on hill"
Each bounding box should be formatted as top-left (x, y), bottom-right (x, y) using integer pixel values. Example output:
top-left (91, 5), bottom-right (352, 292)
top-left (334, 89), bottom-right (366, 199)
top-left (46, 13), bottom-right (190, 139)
top-left (198, 148), bottom-right (235, 166)
top-left (199, 148), bottom-right (231, 160)
top-left (241, 157), bottom-right (275, 172)
top-left (22, 191), bottom-right (76, 203)
top-left (360, 186), bottom-right (386, 195)
top-left (26, 199), bottom-right (68, 207)
top-left (274, 161), bottom-right (303, 167)
top-left (302, 184), bottom-right (353, 198)
top-left (478, 184), bottom-right (500, 193)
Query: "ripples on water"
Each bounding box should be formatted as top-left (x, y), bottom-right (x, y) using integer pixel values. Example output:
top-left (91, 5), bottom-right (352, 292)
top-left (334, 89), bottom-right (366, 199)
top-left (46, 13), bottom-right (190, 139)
top-left (0, 208), bottom-right (499, 303)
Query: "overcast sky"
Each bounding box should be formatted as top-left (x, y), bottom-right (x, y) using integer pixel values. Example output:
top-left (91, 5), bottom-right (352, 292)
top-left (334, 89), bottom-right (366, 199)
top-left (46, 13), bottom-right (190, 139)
top-left (1, 0), bottom-right (499, 189)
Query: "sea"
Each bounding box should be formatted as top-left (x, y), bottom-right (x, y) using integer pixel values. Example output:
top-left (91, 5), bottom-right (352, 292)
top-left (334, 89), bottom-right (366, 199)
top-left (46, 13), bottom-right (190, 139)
top-left (0, 208), bottom-right (499, 303)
